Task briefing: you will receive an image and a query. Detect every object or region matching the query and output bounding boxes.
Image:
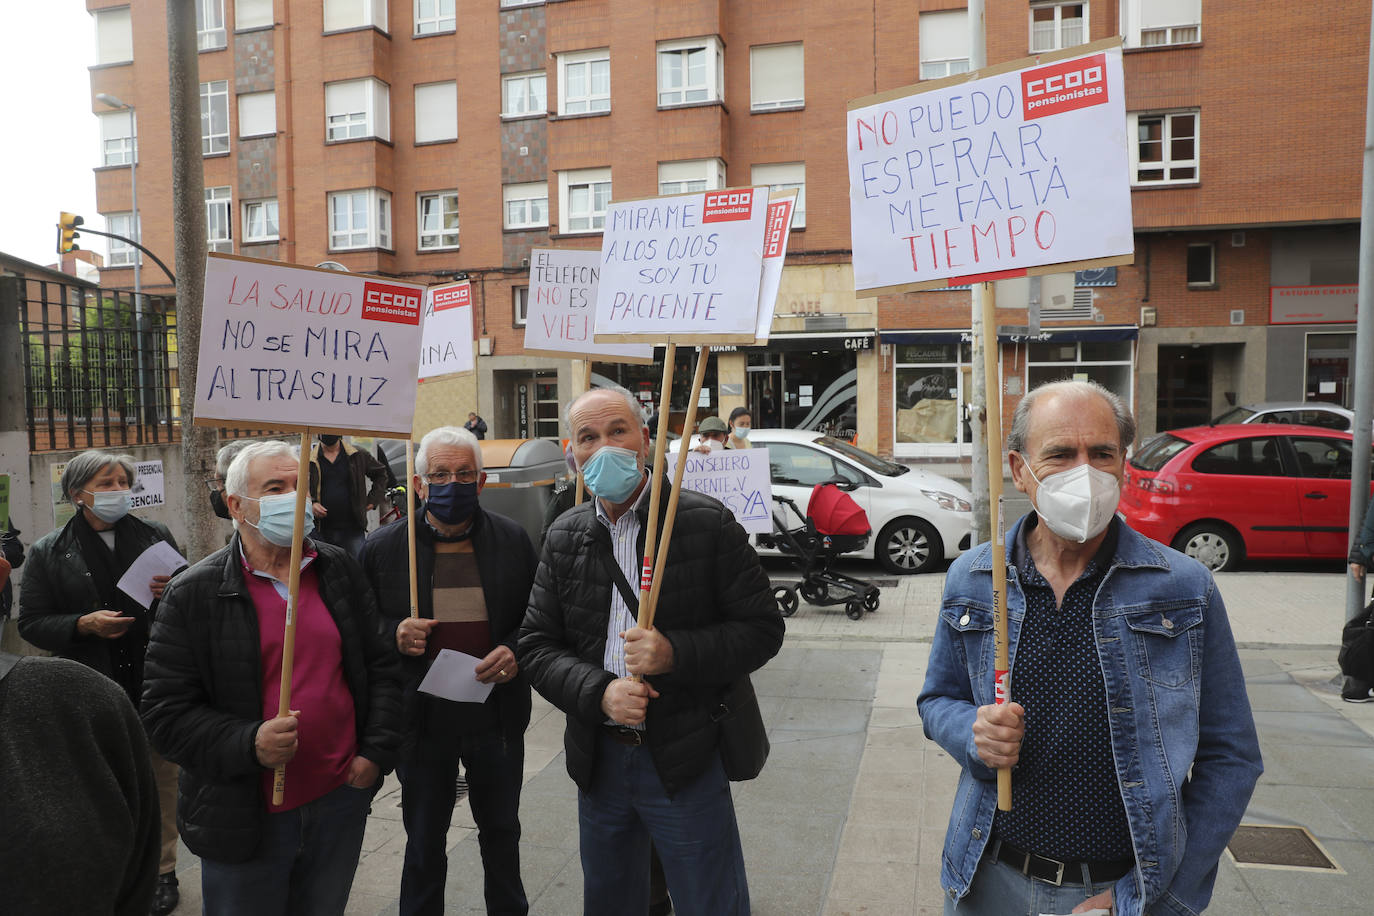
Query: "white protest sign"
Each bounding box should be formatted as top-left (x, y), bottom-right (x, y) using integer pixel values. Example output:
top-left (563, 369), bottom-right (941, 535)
top-left (594, 188), bottom-right (768, 343)
top-left (419, 280), bottom-right (475, 380)
top-left (847, 41), bottom-right (1132, 293)
top-left (131, 460), bottom-right (165, 510)
top-left (754, 191), bottom-right (797, 343)
top-left (525, 249), bottom-right (653, 363)
top-left (195, 254), bottom-right (426, 436)
top-left (664, 447), bottom-right (774, 534)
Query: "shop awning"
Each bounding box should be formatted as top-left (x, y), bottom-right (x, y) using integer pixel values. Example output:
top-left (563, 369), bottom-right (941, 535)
top-left (880, 326), bottom-right (1138, 345)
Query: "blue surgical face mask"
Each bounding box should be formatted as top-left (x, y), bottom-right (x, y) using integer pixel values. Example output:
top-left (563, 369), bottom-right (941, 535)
top-left (733, 425), bottom-right (751, 440)
top-left (426, 480), bottom-right (480, 526)
top-left (580, 446), bottom-right (644, 504)
top-left (241, 491), bottom-right (313, 547)
top-left (82, 488), bottom-right (132, 524)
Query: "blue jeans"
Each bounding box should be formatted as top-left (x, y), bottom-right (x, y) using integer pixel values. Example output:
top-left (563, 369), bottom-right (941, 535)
top-left (200, 782), bottom-right (374, 916)
top-left (397, 726), bottom-right (527, 916)
top-left (578, 733), bottom-right (748, 916)
top-left (945, 852), bottom-right (1119, 915)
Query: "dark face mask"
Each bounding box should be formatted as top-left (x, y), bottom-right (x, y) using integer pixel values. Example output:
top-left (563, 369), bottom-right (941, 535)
top-left (425, 480), bottom-right (480, 527)
top-left (209, 488), bottom-right (231, 520)
top-left (319, 435), bottom-right (341, 447)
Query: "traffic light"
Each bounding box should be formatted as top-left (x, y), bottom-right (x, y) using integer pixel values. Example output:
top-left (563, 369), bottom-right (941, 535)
top-left (57, 212), bottom-right (83, 255)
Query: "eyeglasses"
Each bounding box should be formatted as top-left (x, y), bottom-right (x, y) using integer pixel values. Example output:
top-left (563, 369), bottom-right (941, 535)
top-left (423, 470), bottom-right (479, 485)
top-left (204, 477), bottom-right (225, 492)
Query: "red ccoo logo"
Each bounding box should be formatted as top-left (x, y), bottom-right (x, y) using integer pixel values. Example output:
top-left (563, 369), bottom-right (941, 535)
top-left (432, 282), bottom-right (471, 312)
top-left (703, 189), bottom-right (756, 223)
top-left (362, 281), bottom-right (422, 325)
top-left (1021, 53), bottom-right (1108, 120)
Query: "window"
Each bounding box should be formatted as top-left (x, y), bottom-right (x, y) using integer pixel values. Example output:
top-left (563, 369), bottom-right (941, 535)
top-left (99, 111), bottom-right (137, 167)
top-left (1130, 111), bottom-right (1198, 184)
top-left (1026, 339), bottom-right (1133, 406)
top-left (752, 162), bottom-right (806, 228)
top-left (197, 0), bottom-right (227, 50)
top-left (235, 0), bottom-right (274, 30)
top-left (414, 0), bottom-right (454, 34)
top-left (502, 71), bottom-right (547, 117)
top-left (919, 10), bottom-right (969, 80)
top-left (200, 80), bottom-right (230, 155)
top-left (243, 199), bottom-right (279, 242)
top-left (328, 188), bottom-right (392, 249)
top-left (558, 49), bottom-right (610, 115)
top-left (94, 8), bottom-right (134, 65)
top-left (768, 443), bottom-right (851, 488)
top-left (417, 191), bottom-right (459, 249)
top-left (105, 212), bottom-right (139, 267)
top-left (1290, 437), bottom-right (1353, 479)
top-left (1029, 2), bottom-right (1085, 52)
top-left (1191, 436), bottom-right (1284, 477)
top-left (1125, 0), bottom-right (1200, 47)
top-left (238, 91), bottom-right (276, 138)
top-left (325, 78), bottom-right (390, 141)
top-left (503, 182), bottom-right (548, 229)
top-left (1186, 243), bottom-right (1215, 287)
top-left (750, 43), bottom-right (803, 111)
top-left (414, 81), bottom-right (457, 143)
top-left (894, 342), bottom-right (973, 451)
top-left (324, 0), bottom-right (388, 32)
top-left (656, 37), bottom-right (723, 107)
top-left (206, 186), bottom-right (233, 252)
top-left (513, 286), bottom-right (529, 326)
top-left (559, 168), bottom-right (611, 234)
top-left (658, 159), bottom-right (725, 196)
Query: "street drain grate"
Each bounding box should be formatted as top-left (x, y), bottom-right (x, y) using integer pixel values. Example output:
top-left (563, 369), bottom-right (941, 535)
top-left (1226, 824), bottom-right (1342, 873)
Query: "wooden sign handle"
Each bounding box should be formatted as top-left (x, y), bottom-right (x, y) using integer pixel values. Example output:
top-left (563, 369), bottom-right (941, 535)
top-left (630, 344), bottom-right (677, 681)
top-left (406, 439), bottom-right (419, 618)
top-left (272, 429), bottom-right (314, 806)
top-left (575, 360), bottom-right (592, 506)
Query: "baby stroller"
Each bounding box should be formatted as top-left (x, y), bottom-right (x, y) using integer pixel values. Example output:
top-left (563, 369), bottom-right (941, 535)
top-left (760, 482), bottom-right (881, 620)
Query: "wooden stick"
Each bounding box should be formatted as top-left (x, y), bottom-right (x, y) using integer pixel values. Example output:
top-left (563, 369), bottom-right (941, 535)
top-left (575, 360), bottom-right (591, 506)
top-left (644, 345), bottom-right (710, 629)
top-left (406, 438), bottom-right (419, 618)
top-left (980, 281), bottom-right (1012, 812)
top-left (272, 429), bottom-right (314, 806)
top-left (636, 344), bottom-right (677, 626)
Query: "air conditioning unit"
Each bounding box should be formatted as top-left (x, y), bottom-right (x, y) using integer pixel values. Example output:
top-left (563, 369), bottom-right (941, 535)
top-left (478, 337), bottom-right (493, 356)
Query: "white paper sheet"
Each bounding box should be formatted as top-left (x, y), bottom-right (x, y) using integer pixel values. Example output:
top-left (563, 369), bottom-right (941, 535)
top-left (417, 649), bottom-right (495, 704)
top-left (116, 541), bottom-right (188, 609)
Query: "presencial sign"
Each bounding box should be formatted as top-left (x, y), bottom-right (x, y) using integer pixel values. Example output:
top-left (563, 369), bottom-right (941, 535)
top-left (195, 253), bottom-right (426, 436)
top-left (847, 40), bottom-right (1133, 293)
top-left (419, 280), bottom-right (475, 379)
top-left (524, 249), bottom-right (653, 363)
top-left (131, 460), bottom-right (165, 510)
top-left (664, 447), bottom-right (774, 534)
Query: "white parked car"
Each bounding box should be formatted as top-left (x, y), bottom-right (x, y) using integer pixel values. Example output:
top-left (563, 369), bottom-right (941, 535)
top-left (1210, 401), bottom-right (1357, 432)
top-left (746, 429), bottom-right (974, 574)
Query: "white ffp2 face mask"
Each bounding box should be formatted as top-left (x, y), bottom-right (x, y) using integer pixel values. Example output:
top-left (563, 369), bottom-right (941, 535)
top-left (1024, 462), bottom-right (1120, 543)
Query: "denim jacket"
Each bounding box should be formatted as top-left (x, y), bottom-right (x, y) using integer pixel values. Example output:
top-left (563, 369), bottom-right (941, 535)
top-left (917, 517), bottom-right (1263, 916)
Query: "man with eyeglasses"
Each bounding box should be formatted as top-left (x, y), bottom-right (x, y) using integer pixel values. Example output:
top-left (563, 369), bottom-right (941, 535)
top-left (361, 426), bottom-right (538, 916)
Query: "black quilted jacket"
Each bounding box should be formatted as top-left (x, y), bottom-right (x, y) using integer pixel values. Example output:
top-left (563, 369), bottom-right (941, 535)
top-left (518, 484), bottom-right (783, 795)
top-left (140, 535), bottom-right (403, 863)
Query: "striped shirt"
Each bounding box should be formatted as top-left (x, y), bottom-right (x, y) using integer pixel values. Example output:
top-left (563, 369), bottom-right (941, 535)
top-left (595, 478), bottom-right (650, 683)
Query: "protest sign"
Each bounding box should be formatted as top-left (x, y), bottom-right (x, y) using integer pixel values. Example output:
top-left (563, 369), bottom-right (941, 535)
top-left (594, 188), bottom-right (768, 344)
top-left (194, 253), bottom-right (426, 437)
top-left (525, 248), bottom-right (653, 363)
top-left (131, 460), bottom-right (165, 510)
top-left (419, 280), bottom-right (475, 380)
top-left (847, 39), bottom-right (1133, 294)
top-left (754, 191), bottom-right (798, 343)
top-left (664, 447), bottom-right (773, 534)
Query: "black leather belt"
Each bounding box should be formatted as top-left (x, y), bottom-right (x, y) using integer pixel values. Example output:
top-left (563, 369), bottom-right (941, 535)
top-left (990, 838), bottom-right (1134, 887)
top-left (601, 724), bottom-right (646, 746)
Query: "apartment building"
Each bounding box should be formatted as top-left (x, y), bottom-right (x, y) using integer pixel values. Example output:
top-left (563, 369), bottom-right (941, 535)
top-left (86, 0), bottom-right (1368, 452)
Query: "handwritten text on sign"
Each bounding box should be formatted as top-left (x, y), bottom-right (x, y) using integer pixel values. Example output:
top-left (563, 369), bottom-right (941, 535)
top-left (419, 280), bottom-right (475, 379)
top-left (664, 447), bottom-right (774, 534)
top-left (847, 47), bottom-right (1132, 291)
top-left (525, 249), bottom-right (652, 361)
top-left (195, 255), bottom-right (425, 436)
top-left (594, 188), bottom-right (767, 341)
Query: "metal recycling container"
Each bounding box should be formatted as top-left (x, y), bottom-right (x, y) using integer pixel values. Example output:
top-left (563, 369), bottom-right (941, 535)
top-left (477, 438), bottom-right (568, 543)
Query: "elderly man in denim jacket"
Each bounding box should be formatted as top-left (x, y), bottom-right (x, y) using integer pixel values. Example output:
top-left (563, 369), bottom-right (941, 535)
top-left (919, 380), bottom-right (1262, 916)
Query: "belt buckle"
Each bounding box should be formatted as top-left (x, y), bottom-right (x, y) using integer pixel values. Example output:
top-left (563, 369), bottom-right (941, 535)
top-left (1022, 852), bottom-right (1066, 887)
top-left (1047, 859), bottom-right (1066, 887)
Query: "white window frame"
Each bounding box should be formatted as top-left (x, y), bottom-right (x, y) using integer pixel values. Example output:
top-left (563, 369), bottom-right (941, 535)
top-left (513, 286), bottom-right (529, 326)
top-left (658, 159), bottom-right (726, 196)
top-left (323, 0), bottom-right (388, 33)
top-left (94, 7), bottom-right (134, 65)
top-left (919, 9), bottom-right (970, 80)
top-left (413, 81), bottom-right (458, 143)
top-left (502, 71), bottom-right (547, 118)
top-left (197, 0), bottom-right (227, 50)
top-left (1025, 339), bottom-right (1135, 410)
top-left (417, 191), bottom-right (460, 250)
top-left (235, 0), bottom-right (274, 31)
top-left (201, 80), bottom-right (230, 155)
top-left (105, 212), bottom-right (140, 267)
top-left (557, 49), bottom-right (610, 115)
top-left (749, 43), bottom-right (804, 111)
top-left (1186, 242), bottom-right (1216, 288)
top-left (328, 188), bottom-right (393, 250)
top-left (500, 0), bottom-right (542, 7)
top-left (206, 186), bottom-right (233, 253)
top-left (1123, 0), bottom-right (1201, 48)
top-left (1128, 110), bottom-right (1199, 186)
top-left (1029, 1), bottom-right (1086, 53)
top-left (99, 111), bottom-right (137, 167)
top-left (656, 36), bottom-right (724, 108)
top-left (325, 78), bottom-right (391, 142)
top-left (503, 182), bottom-right (548, 229)
top-left (559, 167), bottom-right (611, 235)
top-left (752, 162), bottom-right (806, 229)
top-left (242, 198), bottom-right (279, 242)
top-left (237, 90), bottom-right (276, 138)
top-left (414, 0), bottom-right (455, 35)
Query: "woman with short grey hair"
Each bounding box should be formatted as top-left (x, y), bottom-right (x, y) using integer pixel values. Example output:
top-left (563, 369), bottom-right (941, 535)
top-left (18, 448), bottom-right (188, 915)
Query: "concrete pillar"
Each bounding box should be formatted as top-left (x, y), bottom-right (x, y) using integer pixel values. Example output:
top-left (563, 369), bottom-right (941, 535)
top-left (856, 348), bottom-right (879, 453)
top-left (717, 351), bottom-right (746, 420)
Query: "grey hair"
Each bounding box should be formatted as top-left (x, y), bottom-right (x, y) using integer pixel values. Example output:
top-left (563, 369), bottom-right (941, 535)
top-left (563, 383), bottom-right (647, 437)
top-left (224, 440), bottom-right (299, 498)
top-left (61, 450), bottom-right (137, 501)
top-left (415, 426), bottom-right (483, 476)
top-left (1007, 379), bottom-right (1136, 453)
top-left (215, 439), bottom-right (253, 479)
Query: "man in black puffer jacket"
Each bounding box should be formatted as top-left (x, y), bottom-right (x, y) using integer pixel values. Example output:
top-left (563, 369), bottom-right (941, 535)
top-left (519, 386), bottom-right (783, 916)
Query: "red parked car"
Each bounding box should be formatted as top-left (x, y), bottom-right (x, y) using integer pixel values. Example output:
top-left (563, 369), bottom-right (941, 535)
top-left (1120, 424), bottom-right (1372, 572)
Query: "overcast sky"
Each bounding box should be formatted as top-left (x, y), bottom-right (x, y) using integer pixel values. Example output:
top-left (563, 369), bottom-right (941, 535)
top-left (1, 4), bottom-right (101, 267)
